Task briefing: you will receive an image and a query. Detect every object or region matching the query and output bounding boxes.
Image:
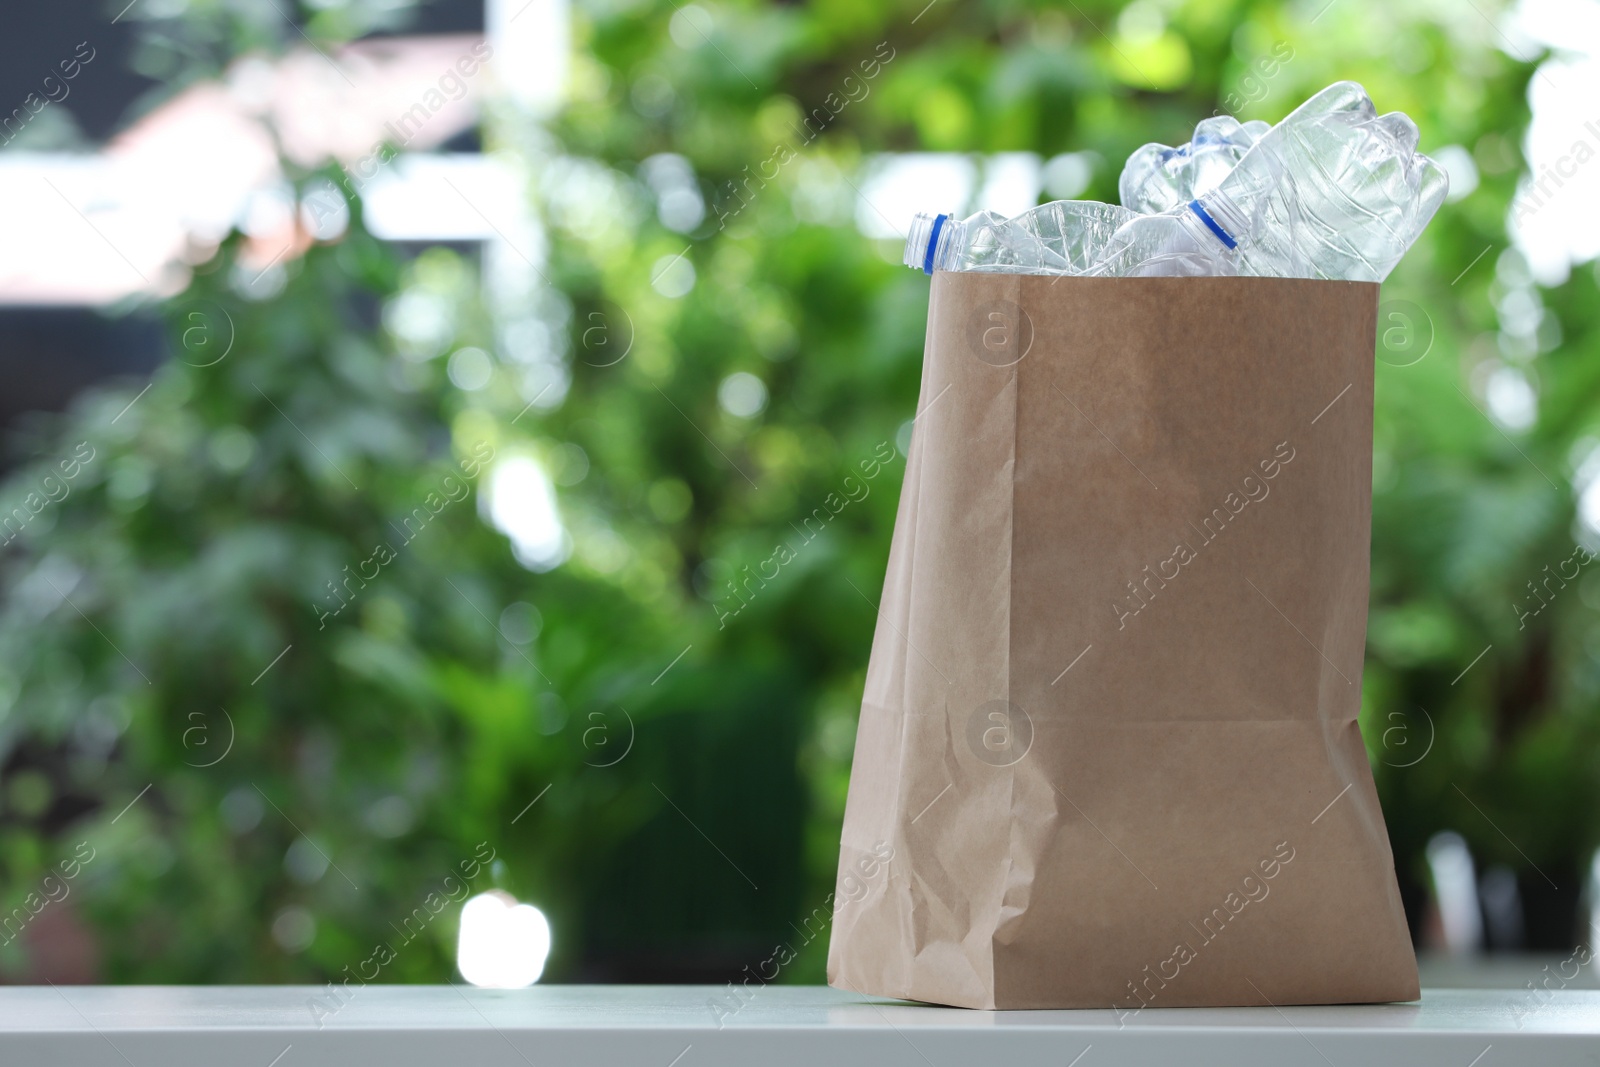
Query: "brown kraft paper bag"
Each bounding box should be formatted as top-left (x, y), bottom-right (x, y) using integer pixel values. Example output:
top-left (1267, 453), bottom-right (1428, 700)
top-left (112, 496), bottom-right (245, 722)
top-left (828, 273), bottom-right (1419, 1011)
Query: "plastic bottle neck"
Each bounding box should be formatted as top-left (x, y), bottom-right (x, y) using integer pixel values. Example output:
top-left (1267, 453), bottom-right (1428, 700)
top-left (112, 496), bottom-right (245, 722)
top-left (1188, 191), bottom-right (1250, 251)
top-left (904, 212), bottom-right (963, 274)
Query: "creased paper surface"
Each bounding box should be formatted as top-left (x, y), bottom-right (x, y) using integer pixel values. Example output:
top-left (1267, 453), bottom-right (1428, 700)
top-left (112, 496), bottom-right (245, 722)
top-left (828, 275), bottom-right (1418, 1010)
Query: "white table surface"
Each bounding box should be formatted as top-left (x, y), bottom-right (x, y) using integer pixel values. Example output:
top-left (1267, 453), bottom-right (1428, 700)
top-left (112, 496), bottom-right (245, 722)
top-left (2, 984), bottom-right (1596, 1066)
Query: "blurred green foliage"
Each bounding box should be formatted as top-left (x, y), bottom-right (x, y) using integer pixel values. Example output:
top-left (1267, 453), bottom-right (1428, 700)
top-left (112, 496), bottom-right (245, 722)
top-left (1, 0), bottom-right (1595, 984)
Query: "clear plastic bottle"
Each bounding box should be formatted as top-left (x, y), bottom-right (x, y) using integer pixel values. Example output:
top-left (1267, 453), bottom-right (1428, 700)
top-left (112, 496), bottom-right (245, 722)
top-left (1119, 115), bottom-right (1270, 215)
top-left (1089, 82), bottom-right (1449, 281)
top-left (903, 201), bottom-right (1135, 275)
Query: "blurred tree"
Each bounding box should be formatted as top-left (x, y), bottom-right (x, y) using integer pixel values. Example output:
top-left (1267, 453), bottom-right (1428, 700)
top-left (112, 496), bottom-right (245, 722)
top-left (1, 0), bottom-right (1596, 987)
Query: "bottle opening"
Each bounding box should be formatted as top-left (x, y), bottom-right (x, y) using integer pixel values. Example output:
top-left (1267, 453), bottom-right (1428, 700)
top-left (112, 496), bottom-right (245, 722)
top-left (903, 212), bottom-right (951, 274)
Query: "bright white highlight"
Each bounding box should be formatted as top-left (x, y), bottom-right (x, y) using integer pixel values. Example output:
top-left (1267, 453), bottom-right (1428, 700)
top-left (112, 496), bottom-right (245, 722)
top-left (457, 891), bottom-right (552, 988)
top-left (974, 153), bottom-right (1045, 220)
top-left (718, 372), bottom-right (768, 418)
top-left (1485, 366), bottom-right (1538, 432)
top-left (1425, 831), bottom-right (1483, 955)
top-left (853, 152), bottom-right (1081, 239)
top-left (484, 456), bottom-right (569, 571)
top-left (855, 154), bottom-right (976, 239)
top-left (1504, 0), bottom-right (1600, 285)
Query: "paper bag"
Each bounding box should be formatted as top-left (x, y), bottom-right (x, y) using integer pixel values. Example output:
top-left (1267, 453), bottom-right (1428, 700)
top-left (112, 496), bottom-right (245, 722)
top-left (828, 273), bottom-right (1418, 1011)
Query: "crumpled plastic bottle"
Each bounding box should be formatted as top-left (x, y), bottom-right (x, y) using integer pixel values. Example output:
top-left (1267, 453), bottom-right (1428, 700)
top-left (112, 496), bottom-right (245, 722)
top-left (1119, 115), bottom-right (1270, 215)
top-left (1085, 82), bottom-right (1449, 281)
top-left (903, 201), bottom-right (1135, 275)
top-left (901, 81), bottom-right (1449, 283)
